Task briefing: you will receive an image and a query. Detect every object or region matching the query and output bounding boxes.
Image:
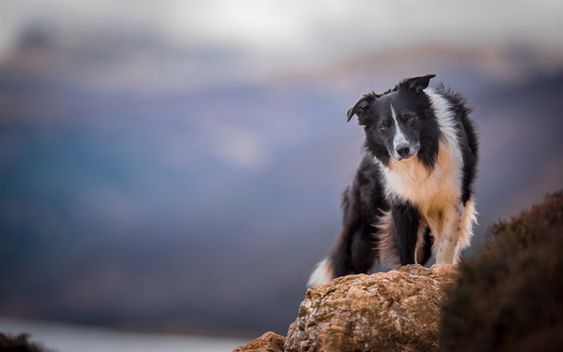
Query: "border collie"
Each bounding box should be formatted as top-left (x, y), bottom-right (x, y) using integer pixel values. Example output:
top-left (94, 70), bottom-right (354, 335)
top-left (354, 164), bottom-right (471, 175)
top-left (308, 74), bottom-right (478, 287)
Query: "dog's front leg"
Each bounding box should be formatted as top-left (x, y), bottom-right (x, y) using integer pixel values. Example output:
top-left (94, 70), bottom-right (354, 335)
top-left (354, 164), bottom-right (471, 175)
top-left (392, 201), bottom-right (421, 265)
top-left (435, 203), bottom-right (463, 264)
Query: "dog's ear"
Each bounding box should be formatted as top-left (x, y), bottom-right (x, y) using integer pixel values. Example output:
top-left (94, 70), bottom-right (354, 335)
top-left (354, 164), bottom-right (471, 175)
top-left (346, 93), bottom-right (376, 122)
top-left (401, 74), bottom-right (436, 93)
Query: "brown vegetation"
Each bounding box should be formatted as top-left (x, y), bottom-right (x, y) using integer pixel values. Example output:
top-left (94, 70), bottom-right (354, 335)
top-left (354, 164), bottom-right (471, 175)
top-left (440, 191), bottom-right (563, 351)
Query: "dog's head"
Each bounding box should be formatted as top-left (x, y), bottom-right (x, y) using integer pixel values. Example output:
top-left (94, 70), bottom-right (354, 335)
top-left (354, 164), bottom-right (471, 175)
top-left (346, 74), bottom-right (437, 164)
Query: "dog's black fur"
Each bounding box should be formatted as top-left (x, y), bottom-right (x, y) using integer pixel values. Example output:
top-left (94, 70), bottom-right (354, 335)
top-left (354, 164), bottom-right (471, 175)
top-left (308, 74), bottom-right (478, 286)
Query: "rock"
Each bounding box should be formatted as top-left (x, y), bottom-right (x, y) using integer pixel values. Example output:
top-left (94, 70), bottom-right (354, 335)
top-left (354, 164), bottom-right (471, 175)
top-left (285, 264), bottom-right (457, 352)
top-left (233, 331), bottom-right (285, 352)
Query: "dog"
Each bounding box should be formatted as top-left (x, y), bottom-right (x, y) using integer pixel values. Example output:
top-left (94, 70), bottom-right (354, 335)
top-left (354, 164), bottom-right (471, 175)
top-left (308, 74), bottom-right (478, 287)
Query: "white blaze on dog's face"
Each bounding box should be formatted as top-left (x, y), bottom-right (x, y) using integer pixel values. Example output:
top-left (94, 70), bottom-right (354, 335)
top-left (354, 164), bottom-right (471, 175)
top-left (389, 104), bottom-right (418, 161)
top-left (346, 74), bottom-right (437, 166)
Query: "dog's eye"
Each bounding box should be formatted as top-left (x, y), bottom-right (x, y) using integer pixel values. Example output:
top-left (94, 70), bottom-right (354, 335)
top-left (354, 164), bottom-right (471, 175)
top-left (378, 121), bottom-right (391, 130)
top-left (402, 114), bottom-right (416, 123)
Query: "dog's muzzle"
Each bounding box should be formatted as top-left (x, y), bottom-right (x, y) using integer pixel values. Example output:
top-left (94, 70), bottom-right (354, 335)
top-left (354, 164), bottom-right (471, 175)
top-left (393, 143), bottom-right (419, 161)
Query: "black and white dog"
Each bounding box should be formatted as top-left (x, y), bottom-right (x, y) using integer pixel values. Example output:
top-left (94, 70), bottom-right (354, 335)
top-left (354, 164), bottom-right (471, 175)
top-left (308, 74), bottom-right (478, 287)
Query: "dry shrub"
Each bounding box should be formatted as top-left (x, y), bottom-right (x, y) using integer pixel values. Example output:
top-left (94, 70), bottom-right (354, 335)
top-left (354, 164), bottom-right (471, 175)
top-left (440, 191), bottom-right (563, 352)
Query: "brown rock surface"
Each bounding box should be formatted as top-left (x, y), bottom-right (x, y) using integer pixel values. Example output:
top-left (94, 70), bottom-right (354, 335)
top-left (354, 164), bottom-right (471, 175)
top-left (285, 264), bottom-right (457, 352)
top-left (233, 331), bottom-right (285, 352)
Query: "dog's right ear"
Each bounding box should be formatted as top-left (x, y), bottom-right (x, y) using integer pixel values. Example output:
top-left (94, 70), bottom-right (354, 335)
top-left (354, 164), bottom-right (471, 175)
top-left (346, 93), bottom-right (376, 122)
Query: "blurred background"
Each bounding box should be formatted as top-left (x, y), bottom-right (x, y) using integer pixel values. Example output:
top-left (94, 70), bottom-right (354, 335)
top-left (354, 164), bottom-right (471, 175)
top-left (1, 0), bottom-right (563, 350)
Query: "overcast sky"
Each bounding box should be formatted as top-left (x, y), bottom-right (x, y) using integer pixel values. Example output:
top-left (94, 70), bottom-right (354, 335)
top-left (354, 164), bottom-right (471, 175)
top-left (1, 0), bottom-right (562, 92)
top-left (2, 0), bottom-right (562, 58)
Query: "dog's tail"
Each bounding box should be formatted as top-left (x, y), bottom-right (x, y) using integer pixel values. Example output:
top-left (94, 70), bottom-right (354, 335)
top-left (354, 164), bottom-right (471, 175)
top-left (307, 181), bottom-right (377, 288)
top-left (307, 257), bottom-right (334, 287)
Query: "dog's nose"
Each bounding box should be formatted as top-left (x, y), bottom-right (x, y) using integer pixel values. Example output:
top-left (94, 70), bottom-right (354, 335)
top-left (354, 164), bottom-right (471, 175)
top-left (396, 144), bottom-right (411, 158)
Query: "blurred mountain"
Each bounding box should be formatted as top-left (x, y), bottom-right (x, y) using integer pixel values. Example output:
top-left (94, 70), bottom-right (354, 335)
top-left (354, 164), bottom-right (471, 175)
top-left (0, 27), bottom-right (562, 338)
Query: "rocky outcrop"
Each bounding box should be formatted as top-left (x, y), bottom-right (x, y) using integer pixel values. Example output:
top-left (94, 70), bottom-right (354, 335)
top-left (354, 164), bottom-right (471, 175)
top-left (285, 264), bottom-right (456, 352)
top-left (234, 331), bottom-right (285, 352)
top-left (234, 264), bottom-right (457, 352)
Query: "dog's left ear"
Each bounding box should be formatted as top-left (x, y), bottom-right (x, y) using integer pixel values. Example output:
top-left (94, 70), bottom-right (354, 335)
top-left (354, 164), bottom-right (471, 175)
top-left (401, 74), bottom-right (436, 93)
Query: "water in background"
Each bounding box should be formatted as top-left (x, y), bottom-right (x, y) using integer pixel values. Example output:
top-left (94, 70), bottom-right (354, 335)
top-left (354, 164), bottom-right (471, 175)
top-left (0, 318), bottom-right (243, 352)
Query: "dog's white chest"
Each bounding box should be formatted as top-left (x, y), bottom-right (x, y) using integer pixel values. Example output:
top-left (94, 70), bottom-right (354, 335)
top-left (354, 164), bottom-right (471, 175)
top-left (381, 141), bottom-right (462, 212)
